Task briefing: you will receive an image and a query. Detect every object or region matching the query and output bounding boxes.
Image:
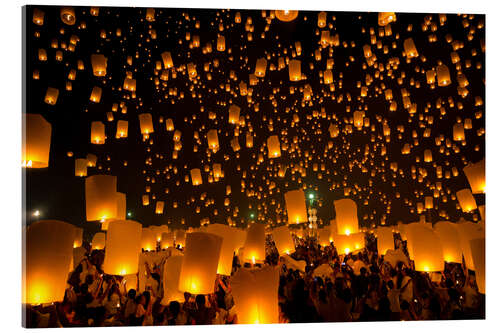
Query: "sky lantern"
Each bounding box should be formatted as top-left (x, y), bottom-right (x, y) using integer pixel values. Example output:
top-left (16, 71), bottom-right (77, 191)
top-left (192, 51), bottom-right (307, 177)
top-left (90, 86), bottom-right (102, 103)
top-left (243, 223), bottom-right (266, 263)
top-left (142, 194), bottom-right (150, 206)
top-left (60, 7), bottom-right (75, 25)
top-left (190, 168), bottom-right (203, 186)
top-left (317, 11), bottom-right (327, 27)
top-left (91, 54), bottom-right (107, 76)
top-left (207, 129), bottom-right (219, 151)
top-left (230, 266), bottom-right (280, 324)
top-left (162, 255), bottom-right (185, 304)
top-left (204, 224), bottom-right (241, 275)
top-left (175, 229), bottom-right (186, 248)
top-left (85, 175), bottom-right (117, 221)
top-left (165, 118), bottom-right (174, 131)
top-left (436, 64), bottom-right (451, 86)
top-left (178, 232), bottom-right (222, 294)
top-left (376, 226), bottom-right (394, 255)
top-left (90, 121), bottom-right (105, 144)
top-left (275, 10), bottom-right (298, 22)
top-left (403, 38), bottom-right (418, 58)
top-left (254, 58), bottom-right (267, 77)
top-left (409, 225), bottom-right (444, 272)
top-left (44, 87), bottom-right (59, 105)
top-left (155, 201), bottom-right (164, 214)
top-left (138, 113), bottom-right (154, 135)
top-left (22, 114), bottom-right (51, 168)
top-left (284, 189), bottom-right (307, 224)
top-left (160, 232), bottom-right (175, 249)
top-left (289, 59), bottom-right (302, 81)
top-left (161, 51), bottom-right (174, 68)
top-left (103, 220), bottom-right (142, 275)
top-left (145, 8), bottom-right (155, 21)
top-left (32, 8), bottom-right (44, 25)
top-left (453, 123), bottom-right (465, 141)
top-left (332, 232), bottom-right (365, 255)
top-left (378, 12), bottom-right (396, 26)
top-left (123, 78), bottom-right (137, 92)
top-left (141, 227), bottom-right (156, 251)
top-left (434, 221), bottom-right (462, 263)
top-left (116, 120), bottom-right (128, 138)
top-left (187, 62), bottom-right (197, 77)
top-left (318, 228), bottom-right (332, 247)
top-left (75, 158), bottom-right (87, 177)
top-left (456, 188), bottom-right (477, 212)
top-left (455, 221), bottom-right (484, 270)
top-left (267, 135), bottom-right (281, 158)
top-left (73, 227), bottom-right (83, 248)
top-left (86, 153), bottom-right (97, 167)
top-left (229, 104), bottom-right (240, 124)
top-left (217, 35), bottom-right (226, 51)
top-left (470, 237), bottom-right (485, 294)
top-left (334, 198), bottom-right (359, 235)
top-left (463, 159), bottom-right (485, 194)
top-left (271, 225), bottom-right (295, 255)
top-left (91, 232), bottom-right (106, 250)
top-left (23, 220), bottom-right (75, 304)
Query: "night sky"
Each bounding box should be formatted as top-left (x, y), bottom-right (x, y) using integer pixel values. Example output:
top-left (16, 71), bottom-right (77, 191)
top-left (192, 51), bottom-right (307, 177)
top-left (24, 6), bottom-right (485, 241)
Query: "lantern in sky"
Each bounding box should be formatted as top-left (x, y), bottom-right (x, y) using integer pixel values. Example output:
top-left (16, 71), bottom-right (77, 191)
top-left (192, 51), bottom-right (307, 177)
top-left (463, 159), bottom-right (485, 194)
top-left (376, 226), bottom-right (394, 256)
top-left (190, 168), bottom-right (202, 186)
top-left (178, 232), bottom-right (223, 294)
top-left (75, 158), bottom-right (87, 177)
top-left (434, 222), bottom-right (462, 263)
top-left (271, 226), bottom-right (295, 255)
top-left (456, 188), bottom-right (478, 213)
top-left (207, 129), bottom-right (219, 151)
top-left (334, 198), bottom-right (359, 235)
top-left (229, 104), bottom-right (240, 124)
top-left (275, 10), bottom-right (298, 22)
top-left (162, 255), bottom-right (185, 304)
top-left (378, 12), bottom-right (396, 26)
top-left (469, 237), bottom-right (485, 294)
top-left (90, 86), bottom-right (102, 103)
top-left (437, 64), bottom-right (451, 86)
top-left (161, 51), bottom-right (174, 68)
top-left (412, 226), bottom-right (444, 272)
top-left (161, 232), bottom-right (174, 249)
top-left (90, 121), bottom-right (105, 144)
top-left (73, 227), bottom-right (83, 248)
top-left (141, 227), bottom-right (156, 251)
top-left (23, 220), bottom-right (75, 304)
top-left (103, 220), bottom-right (142, 275)
top-left (284, 189), bottom-right (307, 224)
top-left (116, 120), bottom-right (128, 138)
top-left (22, 114), bottom-right (51, 168)
top-left (455, 221), bottom-right (484, 270)
top-left (138, 113), bottom-right (154, 135)
top-left (403, 38), bottom-right (418, 58)
top-left (453, 123), bottom-right (465, 141)
top-left (155, 201), bottom-right (164, 214)
top-left (85, 175), bottom-right (117, 221)
top-left (217, 35), bottom-right (226, 51)
top-left (175, 229), bottom-right (186, 247)
top-left (254, 58), bottom-right (267, 78)
top-left (267, 135), bottom-right (281, 158)
top-left (318, 228), bottom-right (332, 247)
top-left (204, 224), bottom-right (241, 276)
top-left (92, 232), bottom-right (106, 250)
top-left (242, 223), bottom-right (266, 264)
top-left (332, 232), bottom-right (365, 255)
top-left (44, 87), bottom-right (59, 105)
top-left (289, 59), bottom-right (302, 81)
top-left (91, 54), bottom-right (107, 76)
top-left (60, 7), bottom-right (76, 25)
top-left (230, 266), bottom-right (280, 324)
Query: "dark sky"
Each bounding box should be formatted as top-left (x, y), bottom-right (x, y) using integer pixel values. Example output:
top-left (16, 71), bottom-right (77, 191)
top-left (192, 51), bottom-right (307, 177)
top-left (24, 6), bottom-right (485, 241)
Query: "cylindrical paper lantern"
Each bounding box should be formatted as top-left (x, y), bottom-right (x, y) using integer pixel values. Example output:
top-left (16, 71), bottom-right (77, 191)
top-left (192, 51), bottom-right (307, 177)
top-left (463, 159), bottom-right (485, 194)
top-left (334, 198), bottom-right (359, 235)
top-left (22, 114), bottom-right (51, 168)
top-left (284, 189), bottom-right (307, 224)
top-left (138, 113), bottom-right (154, 135)
top-left (332, 232), bottom-right (365, 255)
top-left (456, 188), bottom-right (478, 212)
top-left (455, 221), bottom-right (484, 270)
top-left (207, 129), bottom-right (219, 151)
top-left (190, 168), bottom-right (202, 186)
top-left (275, 10), bottom-right (298, 22)
top-left (116, 120), bottom-right (128, 138)
top-left (437, 64), bottom-right (451, 86)
top-left (378, 12), bottom-right (396, 26)
top-left (318, 228), bottom-right (331, 247)
top-left (254, 58), bottom-right (267, 77)
top-left (91, 54), bottom-right (107, 76)
top-left (91, 232), bottom-right (106, 250)
top-left (407, 224), bottom-right (444, 272)
top-left (60, 7), bottom-right (76, 25)
top-left (24, 220), bottom-right (75, 304)
top-left (161, 255), bottom-right (185, 305)
top-left (403, 38), bottom-right (418, 58)
top-left (242, 223), bottom-right (266, 263)
top-left (376, 226), bottom-right (394, 256)
top-left (271, 226), bottom-right (295, 255)
top-left (434, 222), bottom-right (462, 263)
top-left (155, 201), bottom-right (164, 214)
top-left (90, 121), bottom-right (105, 144)
top-left (204, 224), bottom-right (241, 276)
top-left (161, 51), bottom-right (174, 68)
top-left (289, 59), bottom-right (302, 81)
top-left (178, 232), bottom-right (222, 294)
top-left (85, 175), bottom-right (117, 221)
top-left (175, 229), bottom-right (186, 247)
top-left (75, 158), bottom-right (87, 177)
top-left (90, 86), bottom-right (102, 103)
top-left (229, 105), bottom-right (240, 124)
top-left (141, 228), bottom-right (156, 251)
top-left (103, 220), bottom-right (142, 275)
top-left (160, 232), bottom-right (174, 249)
top-left (73, 227), bottom-right (83, 248)
top-left (267, 135), bottom-right (281, 158)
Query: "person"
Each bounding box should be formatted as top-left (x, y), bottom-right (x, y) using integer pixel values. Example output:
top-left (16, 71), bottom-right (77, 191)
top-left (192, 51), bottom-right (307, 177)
top-left (386, 280), bottom-right (400, 320)
top-left (190, 294), bottom-right (216, 325)
top-left (123, 289), bottom-right (137, 325)
top-left (167, 301), bottom-right (188, 325)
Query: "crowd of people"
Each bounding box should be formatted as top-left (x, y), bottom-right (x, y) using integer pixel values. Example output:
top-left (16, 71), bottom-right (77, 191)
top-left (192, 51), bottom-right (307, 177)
top-left (24, 231), bottom-right (485, 327)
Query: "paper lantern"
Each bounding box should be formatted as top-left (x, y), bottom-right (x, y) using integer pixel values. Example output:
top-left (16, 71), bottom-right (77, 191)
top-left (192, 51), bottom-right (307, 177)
top-left (242, 223), bottom-right (266, 263)
top-left (230, 266), bottom-right (280, 324)
top-left (334, 198), bottom-right (359, 235)
top-left (271, 226), bottom-right (295, 255)
top-left (455, 221), bottom-right (484, 270)
top-left (378, 12), bottom-right (396, 26)
top-left (284, 189), bottom-right (307, 224)
top-left (161, 255), bottom-right (185, 304)
top-left (203, 224), bottom-right (241, 275)
top-left (44, 87), bottom-right (59, 105)
top-left (123, 78), bottom-right (136, 92)
top-left (22, 114), bottom-right (51, 168)
top-left (178, 232), bottom-right (222, 294)
top-left (23, 220), bottom-right (75, 304)
top-left (142, 194), bottom-right (149, 206)
top-left (103, 220), bottom-right (142, 275)
top-left (190, 168), bottom-right (202, 186)
top-left (469, 237), bottom-right (485, 294)
top-left (187, 62), bottom-right (197, 77)
top-left (141, 228), bottom-right (156, 251)
top-left (332, 232), bottom-right (365, 255)
top-left (463, 159), bottom-right (485, 194)
top-left (437, 64), bottom-right (451, 86)
top-left (91, 232), bottom-right (106, 250)
top-left (217, 35), bottom-right (226, 51)
top-left (160, 232), bottom-right (174, 249)
top-left (75, 158), bottom-right (87, 177)
top-left (433, 222), bottom-right (462, 263)
top-left (155, 201), bottom-right (164, 214)
top-left (207, 129), bottom-right (219, 151)
top-left (138, 113), bottom-right (154, 135)
top-left (453, 123), bottom-right (465, 141)
top-left (175, 229), bottom-right (186, 247)
top-left (318, 228), bottom-right (332, 247)
top-left (403, 38), bottom-right (418, 58)
top-left (90, 86), bottom-right (102, 103)
top-left (90, 121), bottom-right (105, 144)
top-left (165, 118), bottom-right (174, 131)
top-left (85, 175), bottom-right (117, 221)
top-left (275, 10), bottom-right (298, 22)
top-left (376, 227), bottom-right (394, 256)
top-left (229, 105), bottom-right (240, 124)
top-left (407, 224), bottom-right (444, 272)
top-left (73, 227), bottom-right (83, 248)
top-left (115, 120), bottom-right (128, 139)
top-left (60, 7), bottom-right (76, 25)
top-left (254, 58), bottom-right (267, 77)
top-left (456, 188), bottom-right (477, 212)
top-left (32, 8), bottom-right (44, 25)
top-left (161, 51), bottom-right (174, 68)
top-left (288, 59), bottom-right (302, 81)
top-left (267, 135), bottom-right (281, 158)
top-left (87, 153), bottom-right (97, 167)
top-left (91, 54), bottom-right (107, 76)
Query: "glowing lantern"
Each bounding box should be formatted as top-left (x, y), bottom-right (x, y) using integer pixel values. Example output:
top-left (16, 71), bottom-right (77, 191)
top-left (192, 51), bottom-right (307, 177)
top-left (190, 168), bottom-right (203, 186)
top-left (284, 189), bottom-right (307, 224)
top-left (75, 158), bottom-right (87, 177)
top-left (22, 114), bottom-right (51, 168)
top-left (469, 237), bottom-right (485, 294)
top-left (73, 227), bottom-right (83, 248)
top-left (318, 228), bottom-right (332, 247)
top-left (378, 12), bottom-right (396, 26)
top-left (155, 201), bottom-right (164, 214)
top-left (90, 86), bottom-right (102, 103)
top-left (275, 10), bottom-right (298, 22)
top-left (453, 123), bottom-right (465, 141)
top-left (23, 220), bottom-right (75, 304)
top-left (141, 228), bottom-right (156, 251)
top-left (217, 35), bottom-right (226, 51)
top-left (91, 121), bottom-right (105, 144)
top-left (116, 120), bottom-right (128, 138)
top-left (187, 62), bottom-right (197, 77)
top-left (409, 226), bottom-right (444, 272)
top-left (334, 198), bottom-right (359, 235)
top-left (85, 175), bottom-right (117, 221)
top-left (403, 38), bottom-right (418, 58)
top-left (91, 232), bottom-right (106, 250)
top-left (175, 230), bottom-right (186, 247)
top-left (145, 8), bottom-right (155, 21)
top-left (436, 64), bottom-right (451, 86)
top-left (32, 8), bottom-right (44, 25)
top-left (165, 118), bottom-right (174, 131)
top-left (463, 159), bottom-right (485, 194)
top-left (60, 7), bottom-right (76, 25)
top-left (160, 232), bottom-right (174, 249)
top-left (87, 153), bottom-right (97, 167)
top-left (317, 11), bottom-right (326, 27)
top-left (376, 227), bottom-right (394, 255)
top-left (434, 222), bottom-right (462, 263)
top-left (230, 266), bottom-right (280, 324)
top-left (229, 105), bottom-right (240, 124)
top-left (103, 220), bottom-right (142, 275)
top-left (123, 78), bottom-right (136, 92)
top-left (161, 255), bottom-right (185, 304)
top-left (456, 188), bottom-right (477, 212)
top-left (142, 195), bottom-right (149, 206)
top-left (91, 54), bottom-right (107, 76)
top-left (243, 223), bottom-right (266, 263)
top-left (44, 87), bottom-right (59, 105)
top-left (255, 58), bottom-right (267, 77)
top-left (267, 135), bottom-right (281, 158)
top-left (207, 129), bottom-right (219, 151)
top-left (138, 113), bottom-right (154, 135)
top-left (455, 221), bottom-right (484, 270)
top-left (161, 51), bottom-right (174, 68)
top-left (332, 232), bottom-right (365, 254)
top-left (178, 232), bottom-right (223, 294)
top-left (289, 59), bottom-right (302, 81)
top-left (204, 224), bottom-right (242, 276)
top-left (271, 226), bottom-right (295, 255)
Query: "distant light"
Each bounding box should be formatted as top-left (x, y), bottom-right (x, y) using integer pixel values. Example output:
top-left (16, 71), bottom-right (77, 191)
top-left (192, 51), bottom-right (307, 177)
top-left (33, 210), bottom-right (40, 217)
top-left (308, 193), bottom-right (315, 199)
top-left (127, 212), bottom-right (132, 217)
top-left (250, 213), bottom-right (255, 219)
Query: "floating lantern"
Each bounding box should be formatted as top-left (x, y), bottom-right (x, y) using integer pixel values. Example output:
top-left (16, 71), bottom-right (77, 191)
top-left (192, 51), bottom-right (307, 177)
top-left (141, 228), bottom-right (156, 251)
top-left (175, 230), bottom-right (186, 247)
top-left (275, 10), bottom-right (298, 22)
top-left (91, 54), bottom-right (107, 76)
top-left (271, 226), bottom-right (295, 255)
top-left (456, 188), bottom-right (477, 212)
top-left (155, 201), bottom-right (164, 214)
top-left (116, 120), bottom-right (128, 138)
top-left (318, 228), bottom-right (332, 247)
top-left (160, 232), bottom-right (174, 249)
top-left (267, 135), bottom-right (281, 158)
top-left (32, 8), bottom-right (44, 25)
top-left (138, 113), bottom-right (154, 135)
top-left (103, 220), bottom-right (142, 275)
top-left (434, 222), bottom-right (462, 263)
top-left (90, 121), bottom-right (105, 144)
top-left (145, 8), bottom-right (155, 21)
top-left (161, 51), bottom-right (174, 68)
top-left (463, 159), bottom-right (485, 194)
top-left (190, 168), bottom-right (202, 186)
top-left (60, 7), bottom-right (76, 25)
top-left (23, 220), bottom-right (75, 304)
top-left (406, 223), bottom-right (444, 272)
top-left (86, 153), bottom-right (97, 167)
top-left (378, 12), bottom-right (396, 26)
top-left (162, 255), bottom-right (185, 304)
top-left (75, 158), bottom-right (87, 177)
top-left (243, 223), bottom-right (266, 263)
top-left (90, 86), bottom-right (102, 103)
top-left (92, 232), bottom-right (106, 250)
top-left (44, 87), bottom-right (59, 105)
top-left (229, 105), bottom-right (240, 124)
top-left (376, 226), bottom-right (394, 256)
top-left (255, 58), bottom-right (267, 78)
top-left (204, 224), bottom-right (242, 276)
top-left (284, 189), bottom-right (307, 224)
top-left (22, 114), bottom-right (51, 168)
top-left (85, 175), bottom-right (117, 221)
top-left (207, 129), bottom-right (219, 151)
top-left (455, 221), bottom-right (484, 270)
top-left (142, 194), bottom-right (149, 206)
top-left (469, 237), bottom-right (485, 294)
top-left (453, 123), bottom-right (465, 141)
top-left (123, 78), bottom-right (136, 92)
top-left (178, 232), bottom-right (222, 294)
top-left (437, 64), bottom-right (451, 86)
top-left (230, 266), bottom-right (280, 324)
top-left (334, 198), bottom-right (359, 235)
top-left (403, 38), bottom-right (418, 58)
top-left (288, 59), bottom-right (302, 81)
top-left (217, 35), bottom-right (226, 51)
top-left (332, 232), bottom-right (365, 255)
